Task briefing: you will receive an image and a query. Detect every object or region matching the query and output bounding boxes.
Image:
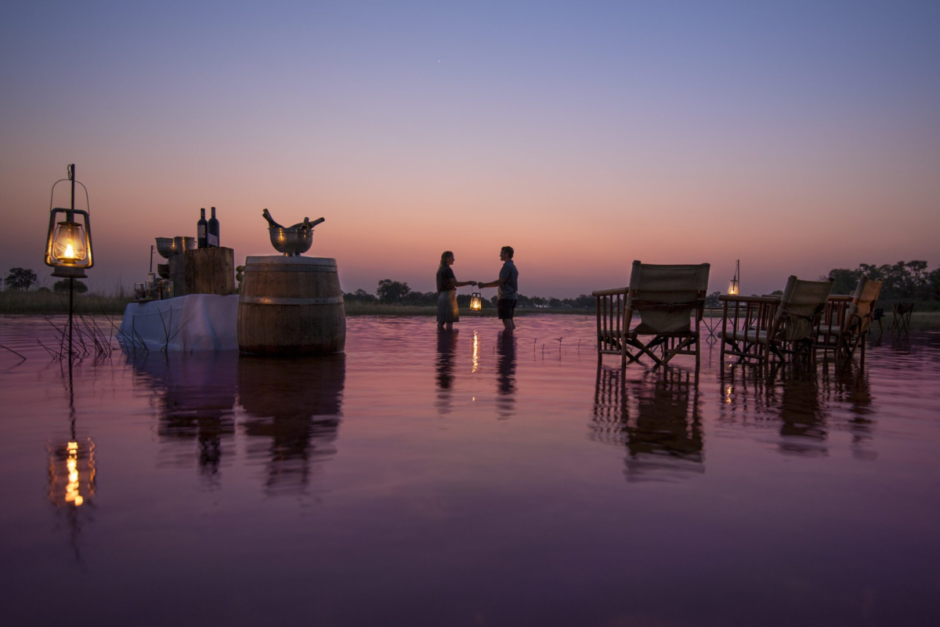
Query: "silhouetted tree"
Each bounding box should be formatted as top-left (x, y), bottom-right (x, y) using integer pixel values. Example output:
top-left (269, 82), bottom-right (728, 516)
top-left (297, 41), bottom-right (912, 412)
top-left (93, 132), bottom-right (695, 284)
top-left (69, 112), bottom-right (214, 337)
top-left (344, 288), bottom-right (377, 304)
top-left (4, 267), bottom-right (37, 291)
top-left (376, 279), bottom-right (411, 303)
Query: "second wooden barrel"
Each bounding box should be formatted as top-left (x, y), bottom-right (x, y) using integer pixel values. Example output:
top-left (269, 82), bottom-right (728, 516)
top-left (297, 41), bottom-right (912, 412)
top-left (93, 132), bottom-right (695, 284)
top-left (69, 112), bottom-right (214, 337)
top-left (237, 256), bottom-right (346, 356)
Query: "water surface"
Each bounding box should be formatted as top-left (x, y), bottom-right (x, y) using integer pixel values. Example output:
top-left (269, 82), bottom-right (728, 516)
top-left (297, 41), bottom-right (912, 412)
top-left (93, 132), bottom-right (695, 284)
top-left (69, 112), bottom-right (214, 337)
top-left (2, 315), bottom-right (939, 626)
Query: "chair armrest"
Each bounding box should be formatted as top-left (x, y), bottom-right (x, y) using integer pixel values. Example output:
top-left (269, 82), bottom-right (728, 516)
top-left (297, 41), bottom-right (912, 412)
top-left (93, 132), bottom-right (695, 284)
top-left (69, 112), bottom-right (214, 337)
top-left (719, 294), bottom-right (780, 305)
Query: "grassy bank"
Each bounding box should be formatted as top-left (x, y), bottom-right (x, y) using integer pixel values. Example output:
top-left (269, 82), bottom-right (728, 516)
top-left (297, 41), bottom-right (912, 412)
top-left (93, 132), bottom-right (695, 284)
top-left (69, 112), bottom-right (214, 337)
top-left (0, 289), bottom-right (133, 315)
top-left (3, 291), bottom-right (939, 330)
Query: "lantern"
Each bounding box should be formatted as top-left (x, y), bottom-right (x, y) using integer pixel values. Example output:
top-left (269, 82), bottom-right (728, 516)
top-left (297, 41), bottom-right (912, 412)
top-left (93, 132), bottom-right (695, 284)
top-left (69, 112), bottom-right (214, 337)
top-left (470, 292), bottom-right (483, 311)
top-left (44, 164), bottom-right (94, 278)
top-left (727, 259), bottom-right (740, 295)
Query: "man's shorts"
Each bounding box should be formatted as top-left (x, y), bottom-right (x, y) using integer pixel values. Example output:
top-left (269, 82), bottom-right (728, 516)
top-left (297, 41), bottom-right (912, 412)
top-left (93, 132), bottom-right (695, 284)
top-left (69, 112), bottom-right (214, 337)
top-left (497, 299), bottom-right (516, 320)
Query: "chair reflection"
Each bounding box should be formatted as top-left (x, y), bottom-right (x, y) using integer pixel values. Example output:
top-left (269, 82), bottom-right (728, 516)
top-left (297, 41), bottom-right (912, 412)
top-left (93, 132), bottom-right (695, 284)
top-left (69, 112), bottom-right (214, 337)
top-left (239, 354), bottom-right (345, 496)
top-left (722, 362), bottom-right (830, 457)
top-left (778, 366), bottom-right (829, 457)
top-left (591, 365), bottom-right (704, 482)
top-left (823, 361), bottom-right (877, 461)
top-left (435, 329), bottom-right (459, 415)
top-left (130, 352), bottom-right (238, 484)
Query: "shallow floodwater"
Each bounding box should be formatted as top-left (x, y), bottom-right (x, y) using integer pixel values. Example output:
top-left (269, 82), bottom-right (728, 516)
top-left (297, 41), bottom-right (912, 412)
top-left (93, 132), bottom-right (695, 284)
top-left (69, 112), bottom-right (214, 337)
top-left (2, 315), bottom-right (940, 626)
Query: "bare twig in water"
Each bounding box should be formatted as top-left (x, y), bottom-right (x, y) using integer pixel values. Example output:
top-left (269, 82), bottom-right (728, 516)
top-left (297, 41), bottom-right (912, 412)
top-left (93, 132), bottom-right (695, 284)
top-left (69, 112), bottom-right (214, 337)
top-left (0, 344), bottom-right (26, 361)
top-left (36, 340), bottom-right (58, 358)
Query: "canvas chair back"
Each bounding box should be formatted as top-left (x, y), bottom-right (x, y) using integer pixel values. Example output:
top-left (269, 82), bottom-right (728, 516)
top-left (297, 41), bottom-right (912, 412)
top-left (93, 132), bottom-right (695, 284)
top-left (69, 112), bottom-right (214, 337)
top-left (848, 278), bottom-right (882, 334)
top-left (627, 261), bottom-right (710, 333)
top-left (775, 276), bottom-right (834, 341)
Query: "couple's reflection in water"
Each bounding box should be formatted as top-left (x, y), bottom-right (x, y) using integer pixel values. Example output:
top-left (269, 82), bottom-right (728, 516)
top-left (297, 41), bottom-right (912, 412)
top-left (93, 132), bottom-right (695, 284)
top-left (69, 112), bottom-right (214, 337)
top-left (130, 351), bottom-right (345, 495)
top-left (591, 365), bottom-right (704, 482)
top-left (435, 329), bottom-right (516, 419)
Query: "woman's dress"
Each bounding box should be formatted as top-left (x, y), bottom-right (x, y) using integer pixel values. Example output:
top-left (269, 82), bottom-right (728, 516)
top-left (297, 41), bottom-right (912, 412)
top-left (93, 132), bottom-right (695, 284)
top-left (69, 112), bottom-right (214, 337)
top-left (436, 265), bottom-right (459, 323)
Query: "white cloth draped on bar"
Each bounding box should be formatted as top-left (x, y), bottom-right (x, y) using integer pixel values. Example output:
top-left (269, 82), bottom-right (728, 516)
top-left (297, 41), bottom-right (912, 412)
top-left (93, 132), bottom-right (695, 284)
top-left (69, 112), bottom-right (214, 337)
top-left (118, 294), bottom-right (239, 351)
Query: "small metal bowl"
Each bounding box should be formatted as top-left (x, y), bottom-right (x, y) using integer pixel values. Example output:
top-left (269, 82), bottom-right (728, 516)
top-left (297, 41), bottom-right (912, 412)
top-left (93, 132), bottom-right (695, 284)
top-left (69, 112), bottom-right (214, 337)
top-left (155, 237), bottom-right (178, 259)
top-left (269, 227), bottom-right (313, 256)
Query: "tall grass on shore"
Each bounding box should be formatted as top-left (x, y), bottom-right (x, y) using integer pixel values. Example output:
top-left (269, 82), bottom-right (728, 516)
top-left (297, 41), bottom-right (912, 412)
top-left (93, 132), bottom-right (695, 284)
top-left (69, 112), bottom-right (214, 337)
top-left (0, 287), bottom-right (133, 315)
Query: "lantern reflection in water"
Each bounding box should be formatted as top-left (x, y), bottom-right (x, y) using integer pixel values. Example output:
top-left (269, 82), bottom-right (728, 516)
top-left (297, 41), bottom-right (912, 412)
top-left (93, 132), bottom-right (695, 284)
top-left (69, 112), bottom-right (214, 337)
top-left (47, 438), bottom-right (96, 508)
top-left (471, 331), bottom-right (480, 374)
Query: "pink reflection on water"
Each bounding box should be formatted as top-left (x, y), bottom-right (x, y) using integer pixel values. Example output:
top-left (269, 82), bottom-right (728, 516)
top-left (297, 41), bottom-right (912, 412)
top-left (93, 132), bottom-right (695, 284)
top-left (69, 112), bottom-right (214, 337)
top-left (2, 316), bottom-right (940, 624)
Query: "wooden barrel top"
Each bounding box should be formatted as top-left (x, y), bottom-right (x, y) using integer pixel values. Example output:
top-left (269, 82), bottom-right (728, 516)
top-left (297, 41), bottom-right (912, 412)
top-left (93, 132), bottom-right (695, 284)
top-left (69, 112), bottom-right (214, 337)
top-left (244, 256), bottom-right (337, 271)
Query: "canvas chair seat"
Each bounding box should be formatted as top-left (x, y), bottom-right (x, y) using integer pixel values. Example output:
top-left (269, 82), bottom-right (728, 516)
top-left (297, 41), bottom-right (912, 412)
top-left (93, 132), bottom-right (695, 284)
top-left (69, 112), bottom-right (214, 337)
top-left (816, 323), bottom-right (844, 337)
top-left (720, 327), bottom-right (773, 345)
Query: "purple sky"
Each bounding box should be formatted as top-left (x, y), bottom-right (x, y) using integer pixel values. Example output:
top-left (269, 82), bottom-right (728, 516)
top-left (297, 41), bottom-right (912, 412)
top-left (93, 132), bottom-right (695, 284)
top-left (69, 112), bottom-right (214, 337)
top-left (2, 1), bottom-right (939, 297)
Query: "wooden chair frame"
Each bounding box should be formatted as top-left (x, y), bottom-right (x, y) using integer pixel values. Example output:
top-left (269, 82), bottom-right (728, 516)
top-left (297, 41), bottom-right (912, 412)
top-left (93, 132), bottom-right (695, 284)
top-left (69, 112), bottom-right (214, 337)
top-left (719, 277), bottom-right (833, 364)
top-left (594, 262), bottom-right (709, 368)
top-left (892, 302), bottom-right (914, 334)
top-left (817, 278), bottom-right (883, 365)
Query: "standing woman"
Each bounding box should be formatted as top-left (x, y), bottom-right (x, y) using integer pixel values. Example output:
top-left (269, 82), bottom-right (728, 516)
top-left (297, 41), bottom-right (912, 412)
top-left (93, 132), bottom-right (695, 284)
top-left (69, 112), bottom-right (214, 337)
top-left (437, 251), bottom-right (476, 331)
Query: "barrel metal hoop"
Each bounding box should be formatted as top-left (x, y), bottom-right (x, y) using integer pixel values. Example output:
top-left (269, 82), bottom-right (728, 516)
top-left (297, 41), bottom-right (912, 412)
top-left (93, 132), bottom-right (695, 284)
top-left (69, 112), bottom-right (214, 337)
top-left (240, 296), bottom-right (344, 306)
top-left (243, 265), bottom-right (337, 273)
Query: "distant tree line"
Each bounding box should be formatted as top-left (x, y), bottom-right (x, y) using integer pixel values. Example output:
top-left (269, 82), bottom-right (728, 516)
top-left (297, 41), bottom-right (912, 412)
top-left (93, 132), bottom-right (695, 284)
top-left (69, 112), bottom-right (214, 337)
top-left (824, 261), bottom-right (940, 302)
top-left (1, 267), bottom-right (87, 293)
top-left (701, 260), bottom-right (940, 308)
top-left (344, 279), bottom-right (596, 310)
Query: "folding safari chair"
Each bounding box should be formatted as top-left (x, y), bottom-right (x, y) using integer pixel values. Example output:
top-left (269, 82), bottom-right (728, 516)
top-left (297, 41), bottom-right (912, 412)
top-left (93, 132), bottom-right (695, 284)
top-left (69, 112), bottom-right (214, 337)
top-left (892, 302), bottom-right (914, 334)
top-left (593, 261), bottom-right (710, 368)
top-left (817, 278), bottom-right (883, 364)
top-left (719, 276), bottom-right (834, 364)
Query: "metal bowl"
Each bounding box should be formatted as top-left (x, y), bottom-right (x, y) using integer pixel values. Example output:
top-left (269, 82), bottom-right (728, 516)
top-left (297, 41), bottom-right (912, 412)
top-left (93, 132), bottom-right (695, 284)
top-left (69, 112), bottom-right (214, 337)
top-left (269, 227), bottom-right (313, 256)
top-left (155, 237), bottom-right (178, 259)
top-left (173, 236), bottom-right (197, 254)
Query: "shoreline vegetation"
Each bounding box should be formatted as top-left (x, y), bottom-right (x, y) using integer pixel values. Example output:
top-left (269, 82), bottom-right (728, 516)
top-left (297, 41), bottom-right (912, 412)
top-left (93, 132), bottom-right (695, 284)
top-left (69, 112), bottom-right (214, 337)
top-left (2, 289), bottom-right (940, 329)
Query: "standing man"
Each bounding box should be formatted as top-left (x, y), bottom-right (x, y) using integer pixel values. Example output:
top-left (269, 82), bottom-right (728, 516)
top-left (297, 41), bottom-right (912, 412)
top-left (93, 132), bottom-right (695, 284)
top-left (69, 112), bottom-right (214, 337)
top-left (478, 246), bottom-right (519, 332)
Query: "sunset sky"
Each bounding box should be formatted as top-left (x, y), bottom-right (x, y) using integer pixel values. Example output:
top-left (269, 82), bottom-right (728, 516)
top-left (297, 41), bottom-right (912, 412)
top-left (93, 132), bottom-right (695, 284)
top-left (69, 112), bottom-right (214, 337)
top-left (2, 1), bottom-right (938, 298)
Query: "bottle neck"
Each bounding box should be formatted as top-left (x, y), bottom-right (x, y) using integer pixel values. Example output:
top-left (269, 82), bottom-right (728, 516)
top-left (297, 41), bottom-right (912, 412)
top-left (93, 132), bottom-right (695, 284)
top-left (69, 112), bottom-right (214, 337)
top-left (211, 207), bottom-right (216, 218)
top-left (200, 208), bottom-right (206, 219)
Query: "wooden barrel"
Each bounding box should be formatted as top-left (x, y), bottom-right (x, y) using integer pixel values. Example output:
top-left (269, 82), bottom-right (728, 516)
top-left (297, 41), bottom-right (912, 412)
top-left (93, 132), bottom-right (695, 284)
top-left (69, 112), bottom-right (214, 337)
top-left (237, 256), bottom-right (346, 356)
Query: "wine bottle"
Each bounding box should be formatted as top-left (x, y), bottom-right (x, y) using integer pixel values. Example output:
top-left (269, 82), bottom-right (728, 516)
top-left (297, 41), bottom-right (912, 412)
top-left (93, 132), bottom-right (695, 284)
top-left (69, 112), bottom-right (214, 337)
top-left (208, 206), bottom-right (220, 247)
top-left (197, 208), bottom-right (208, 249)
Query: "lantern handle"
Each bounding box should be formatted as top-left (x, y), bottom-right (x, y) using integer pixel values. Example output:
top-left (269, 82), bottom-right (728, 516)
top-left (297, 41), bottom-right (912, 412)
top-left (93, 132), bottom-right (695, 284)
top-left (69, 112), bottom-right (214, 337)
top-left (49, 178), bottom-right (91, 214)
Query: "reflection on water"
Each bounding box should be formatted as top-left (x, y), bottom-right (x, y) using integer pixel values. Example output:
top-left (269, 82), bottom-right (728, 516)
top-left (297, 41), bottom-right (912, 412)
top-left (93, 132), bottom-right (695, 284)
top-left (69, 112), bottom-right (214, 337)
top-left (496, 332), bottom-right (516, 419)
top-left (591, 365), bottom-right (704, 482)
top-left (778, 364), bottom-right (829, 457)
top-left (435, 329), bottom-right (458, 415)
top-left (131, 352), bottom-right (237, 485)
top-left (4, 317), bottom-right (940, 625)
top-left (239, 354), bottom-right (345, 496)
top-left (825, 361), bottom-right (877, 461)
top-left (45, 364), bottom-right (97, 565)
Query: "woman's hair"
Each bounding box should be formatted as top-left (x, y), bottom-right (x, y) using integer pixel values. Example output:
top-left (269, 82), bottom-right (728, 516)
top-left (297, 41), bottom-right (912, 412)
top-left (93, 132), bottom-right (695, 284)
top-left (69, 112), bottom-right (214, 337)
top-left (440, 251), bottom-right (454, 265)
